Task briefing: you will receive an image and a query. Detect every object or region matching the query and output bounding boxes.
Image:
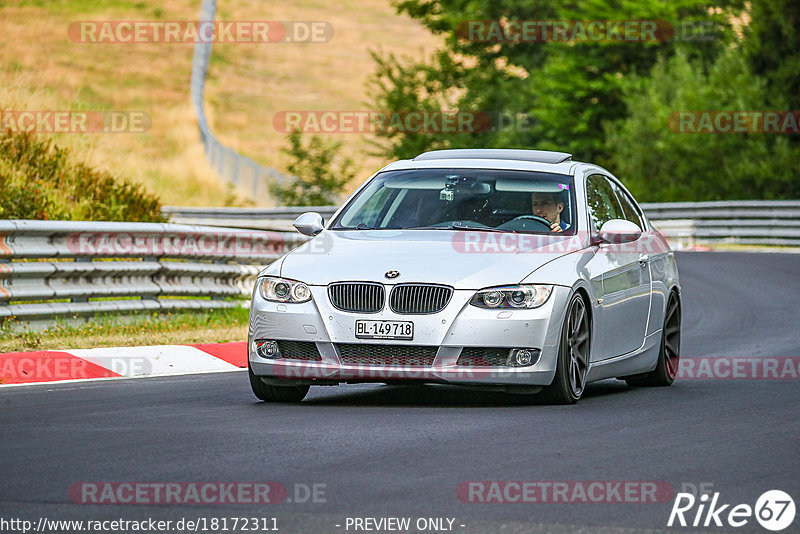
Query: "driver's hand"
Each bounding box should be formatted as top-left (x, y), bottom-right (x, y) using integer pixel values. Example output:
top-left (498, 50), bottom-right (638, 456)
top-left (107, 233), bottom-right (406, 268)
top-left (550, 222), bottom-right (563, 233)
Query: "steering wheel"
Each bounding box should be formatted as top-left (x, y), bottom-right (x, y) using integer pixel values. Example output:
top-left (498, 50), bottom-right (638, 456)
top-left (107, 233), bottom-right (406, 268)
top-left (509, 215), bottom-right (554, 231)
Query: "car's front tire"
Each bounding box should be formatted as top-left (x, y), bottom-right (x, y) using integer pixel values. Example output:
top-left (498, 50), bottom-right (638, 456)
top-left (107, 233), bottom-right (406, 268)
top-left (625, 291), bottom-right (681, 387)
top-left (541, 292), bottom-right (591, 404)
top-left (248, 363), bottom-right (310, 402)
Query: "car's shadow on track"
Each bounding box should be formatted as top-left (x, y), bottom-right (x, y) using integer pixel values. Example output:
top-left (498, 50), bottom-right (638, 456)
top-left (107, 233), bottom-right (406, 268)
top-left (254, 379), bottom-right (634, 407)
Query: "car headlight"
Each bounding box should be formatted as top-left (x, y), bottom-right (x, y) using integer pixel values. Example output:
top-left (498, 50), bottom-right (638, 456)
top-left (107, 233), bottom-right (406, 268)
top-left (470, 285), bottom-right (553, 309)
top-left (258, 277), bottom-right (312, 303)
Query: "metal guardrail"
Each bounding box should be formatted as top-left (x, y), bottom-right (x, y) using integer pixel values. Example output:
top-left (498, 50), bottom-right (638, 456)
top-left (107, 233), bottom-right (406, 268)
top-left (4, 201), bottom-right (796, 323)
top-left (0, 221), bottom-right (306, 322)
top-left (191, 0), bottom-right (288, 204)
top-left (162, 206), bottom-right (339, 231)
top-left (640, 200), bottom-right (800, 247)
top-left (164, 201), bottom-right (800, 247)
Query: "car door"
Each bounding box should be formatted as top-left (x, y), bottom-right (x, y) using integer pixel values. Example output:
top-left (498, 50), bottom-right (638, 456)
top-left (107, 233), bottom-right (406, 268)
top-left (608, 178), bottom-right (660, 338)
top-left (585, 173), bottom-right (651, 358)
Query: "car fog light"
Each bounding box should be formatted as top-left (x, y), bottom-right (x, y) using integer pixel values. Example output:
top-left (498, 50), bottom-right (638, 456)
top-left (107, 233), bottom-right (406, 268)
top-left (508, 348), bottom-right (541, 367)
top-left (255, 339), bottom-right (280, 359)
top-left (483, 291), bottom-right (503, 307)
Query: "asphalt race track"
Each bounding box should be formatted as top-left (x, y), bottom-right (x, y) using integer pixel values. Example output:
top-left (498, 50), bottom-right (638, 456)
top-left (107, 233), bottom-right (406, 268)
top-left (1, 252), bottom-right (798, 533)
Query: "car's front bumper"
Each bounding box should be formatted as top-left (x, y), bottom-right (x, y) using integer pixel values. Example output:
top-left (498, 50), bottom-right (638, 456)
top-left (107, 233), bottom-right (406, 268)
top-left (248, 285), bottom-right (572, 388)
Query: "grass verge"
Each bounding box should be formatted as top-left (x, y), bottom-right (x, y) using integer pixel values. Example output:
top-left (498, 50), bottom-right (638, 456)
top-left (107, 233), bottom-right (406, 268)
top-left (0, 307), bottom-right (249, 353)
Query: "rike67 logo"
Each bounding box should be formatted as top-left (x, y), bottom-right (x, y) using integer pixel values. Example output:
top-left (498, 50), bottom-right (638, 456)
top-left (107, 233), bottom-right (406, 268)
top-left (668, 490), bottom-right (795, 531)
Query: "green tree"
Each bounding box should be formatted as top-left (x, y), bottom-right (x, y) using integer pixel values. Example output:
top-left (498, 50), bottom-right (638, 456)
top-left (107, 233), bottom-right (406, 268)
top-left (606, 48), bottom-right (799, 201)
top-left (743, 0), bottom-right (800, 109)
top-left (270, 131), bottom-right (355, 206)
top-left (370, 0), bottom-right (742, 163)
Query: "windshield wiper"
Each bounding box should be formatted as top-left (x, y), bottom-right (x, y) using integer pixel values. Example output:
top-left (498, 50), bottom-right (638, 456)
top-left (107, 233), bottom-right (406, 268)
top-left (407, 224), bottom-right (516, 233)
top-left (450, 222), bottom-right (516, 233)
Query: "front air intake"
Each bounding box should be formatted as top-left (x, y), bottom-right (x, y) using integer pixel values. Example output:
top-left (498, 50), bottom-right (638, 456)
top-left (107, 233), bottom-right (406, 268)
top-left (337, 344), bottom-right (438, 366)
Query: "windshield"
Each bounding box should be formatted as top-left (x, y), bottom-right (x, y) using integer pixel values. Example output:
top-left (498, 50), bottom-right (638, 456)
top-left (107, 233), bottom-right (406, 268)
top-left (332, 168), bottom-right (577, 234)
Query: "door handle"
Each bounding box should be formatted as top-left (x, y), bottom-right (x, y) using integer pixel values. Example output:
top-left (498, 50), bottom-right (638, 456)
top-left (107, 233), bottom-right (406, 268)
top-left (639, 254), bottom-right (650, 266)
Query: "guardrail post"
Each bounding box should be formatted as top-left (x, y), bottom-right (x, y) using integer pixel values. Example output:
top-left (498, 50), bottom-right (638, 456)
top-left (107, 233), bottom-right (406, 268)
top-left (70, 258), bottom-right (91, 303)
top-left (142, 256), bottom-right (158, 300)
top-left (210, 258), bottom-right (227, 301)
top-left (0, 260), bottom-right (9, 309)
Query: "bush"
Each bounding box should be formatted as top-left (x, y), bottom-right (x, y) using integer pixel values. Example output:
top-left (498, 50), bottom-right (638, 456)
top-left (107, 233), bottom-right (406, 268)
top-left (270, 131), bottom-right (355, 206)
top-left (605, 48), bottom-right (800, 202)
top-left (0, 129), bottom-right (165, 221)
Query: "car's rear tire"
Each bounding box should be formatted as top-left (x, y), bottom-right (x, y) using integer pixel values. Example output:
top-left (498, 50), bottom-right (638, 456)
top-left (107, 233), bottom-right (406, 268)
top-left (541, 292), bottom-right (591, 405)
top-left (248, 363), bottom-right (309, 402)
top-left (625, 291), bottom-right (681, 387)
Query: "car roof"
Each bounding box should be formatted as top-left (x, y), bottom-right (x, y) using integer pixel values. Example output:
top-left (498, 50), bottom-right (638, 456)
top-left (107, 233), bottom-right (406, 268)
top-left (414, 148), bottom-right (572, 164)
top-left (381, 149), bottom-right (584, 175)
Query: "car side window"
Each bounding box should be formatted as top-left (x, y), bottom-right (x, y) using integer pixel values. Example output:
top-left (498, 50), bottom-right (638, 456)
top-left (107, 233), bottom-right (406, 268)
top-left (586, 174), bottom-right (624, 232)
top-left (609, 180), bottom-right (644, 230)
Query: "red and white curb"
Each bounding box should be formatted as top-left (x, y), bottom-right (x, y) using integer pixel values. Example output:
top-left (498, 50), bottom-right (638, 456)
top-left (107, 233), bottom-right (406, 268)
top-left (0, 342), bottom-right (247, 386)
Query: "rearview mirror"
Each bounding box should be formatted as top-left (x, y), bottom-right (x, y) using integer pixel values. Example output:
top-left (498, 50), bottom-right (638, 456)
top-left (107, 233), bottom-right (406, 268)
top-left (293, 212), bottom-right (324, 236)
top-left (598, 219), bottom-right (642, 244)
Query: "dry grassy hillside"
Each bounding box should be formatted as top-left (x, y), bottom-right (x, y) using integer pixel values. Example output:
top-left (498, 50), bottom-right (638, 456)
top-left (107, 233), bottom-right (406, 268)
top-left (0, 0), bottom-right (439, 206)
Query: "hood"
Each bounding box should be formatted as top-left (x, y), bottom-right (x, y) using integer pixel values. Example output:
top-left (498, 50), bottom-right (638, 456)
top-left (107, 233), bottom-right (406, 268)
top-left (279, 229), bottom-right (583, 289)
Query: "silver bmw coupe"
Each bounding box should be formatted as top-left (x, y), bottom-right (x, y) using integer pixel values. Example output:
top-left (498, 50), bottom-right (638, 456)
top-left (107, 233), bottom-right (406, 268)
top-left (248, 149), bottom-right (681, 404)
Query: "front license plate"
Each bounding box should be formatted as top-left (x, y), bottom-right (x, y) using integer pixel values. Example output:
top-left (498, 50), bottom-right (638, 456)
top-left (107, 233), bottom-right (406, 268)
top-left (355, 319), bottom-right (414, 340)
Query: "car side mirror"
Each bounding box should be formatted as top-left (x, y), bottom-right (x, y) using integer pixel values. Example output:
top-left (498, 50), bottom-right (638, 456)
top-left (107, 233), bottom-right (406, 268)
top-left (598, 219), bottom-right (642, 244)
top-left (293, 212), bottom-right (324, 236)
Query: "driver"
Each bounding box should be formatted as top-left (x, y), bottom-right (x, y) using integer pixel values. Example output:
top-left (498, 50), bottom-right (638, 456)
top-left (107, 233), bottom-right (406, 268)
top-left (531, 192), bottom-right (568, 232)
